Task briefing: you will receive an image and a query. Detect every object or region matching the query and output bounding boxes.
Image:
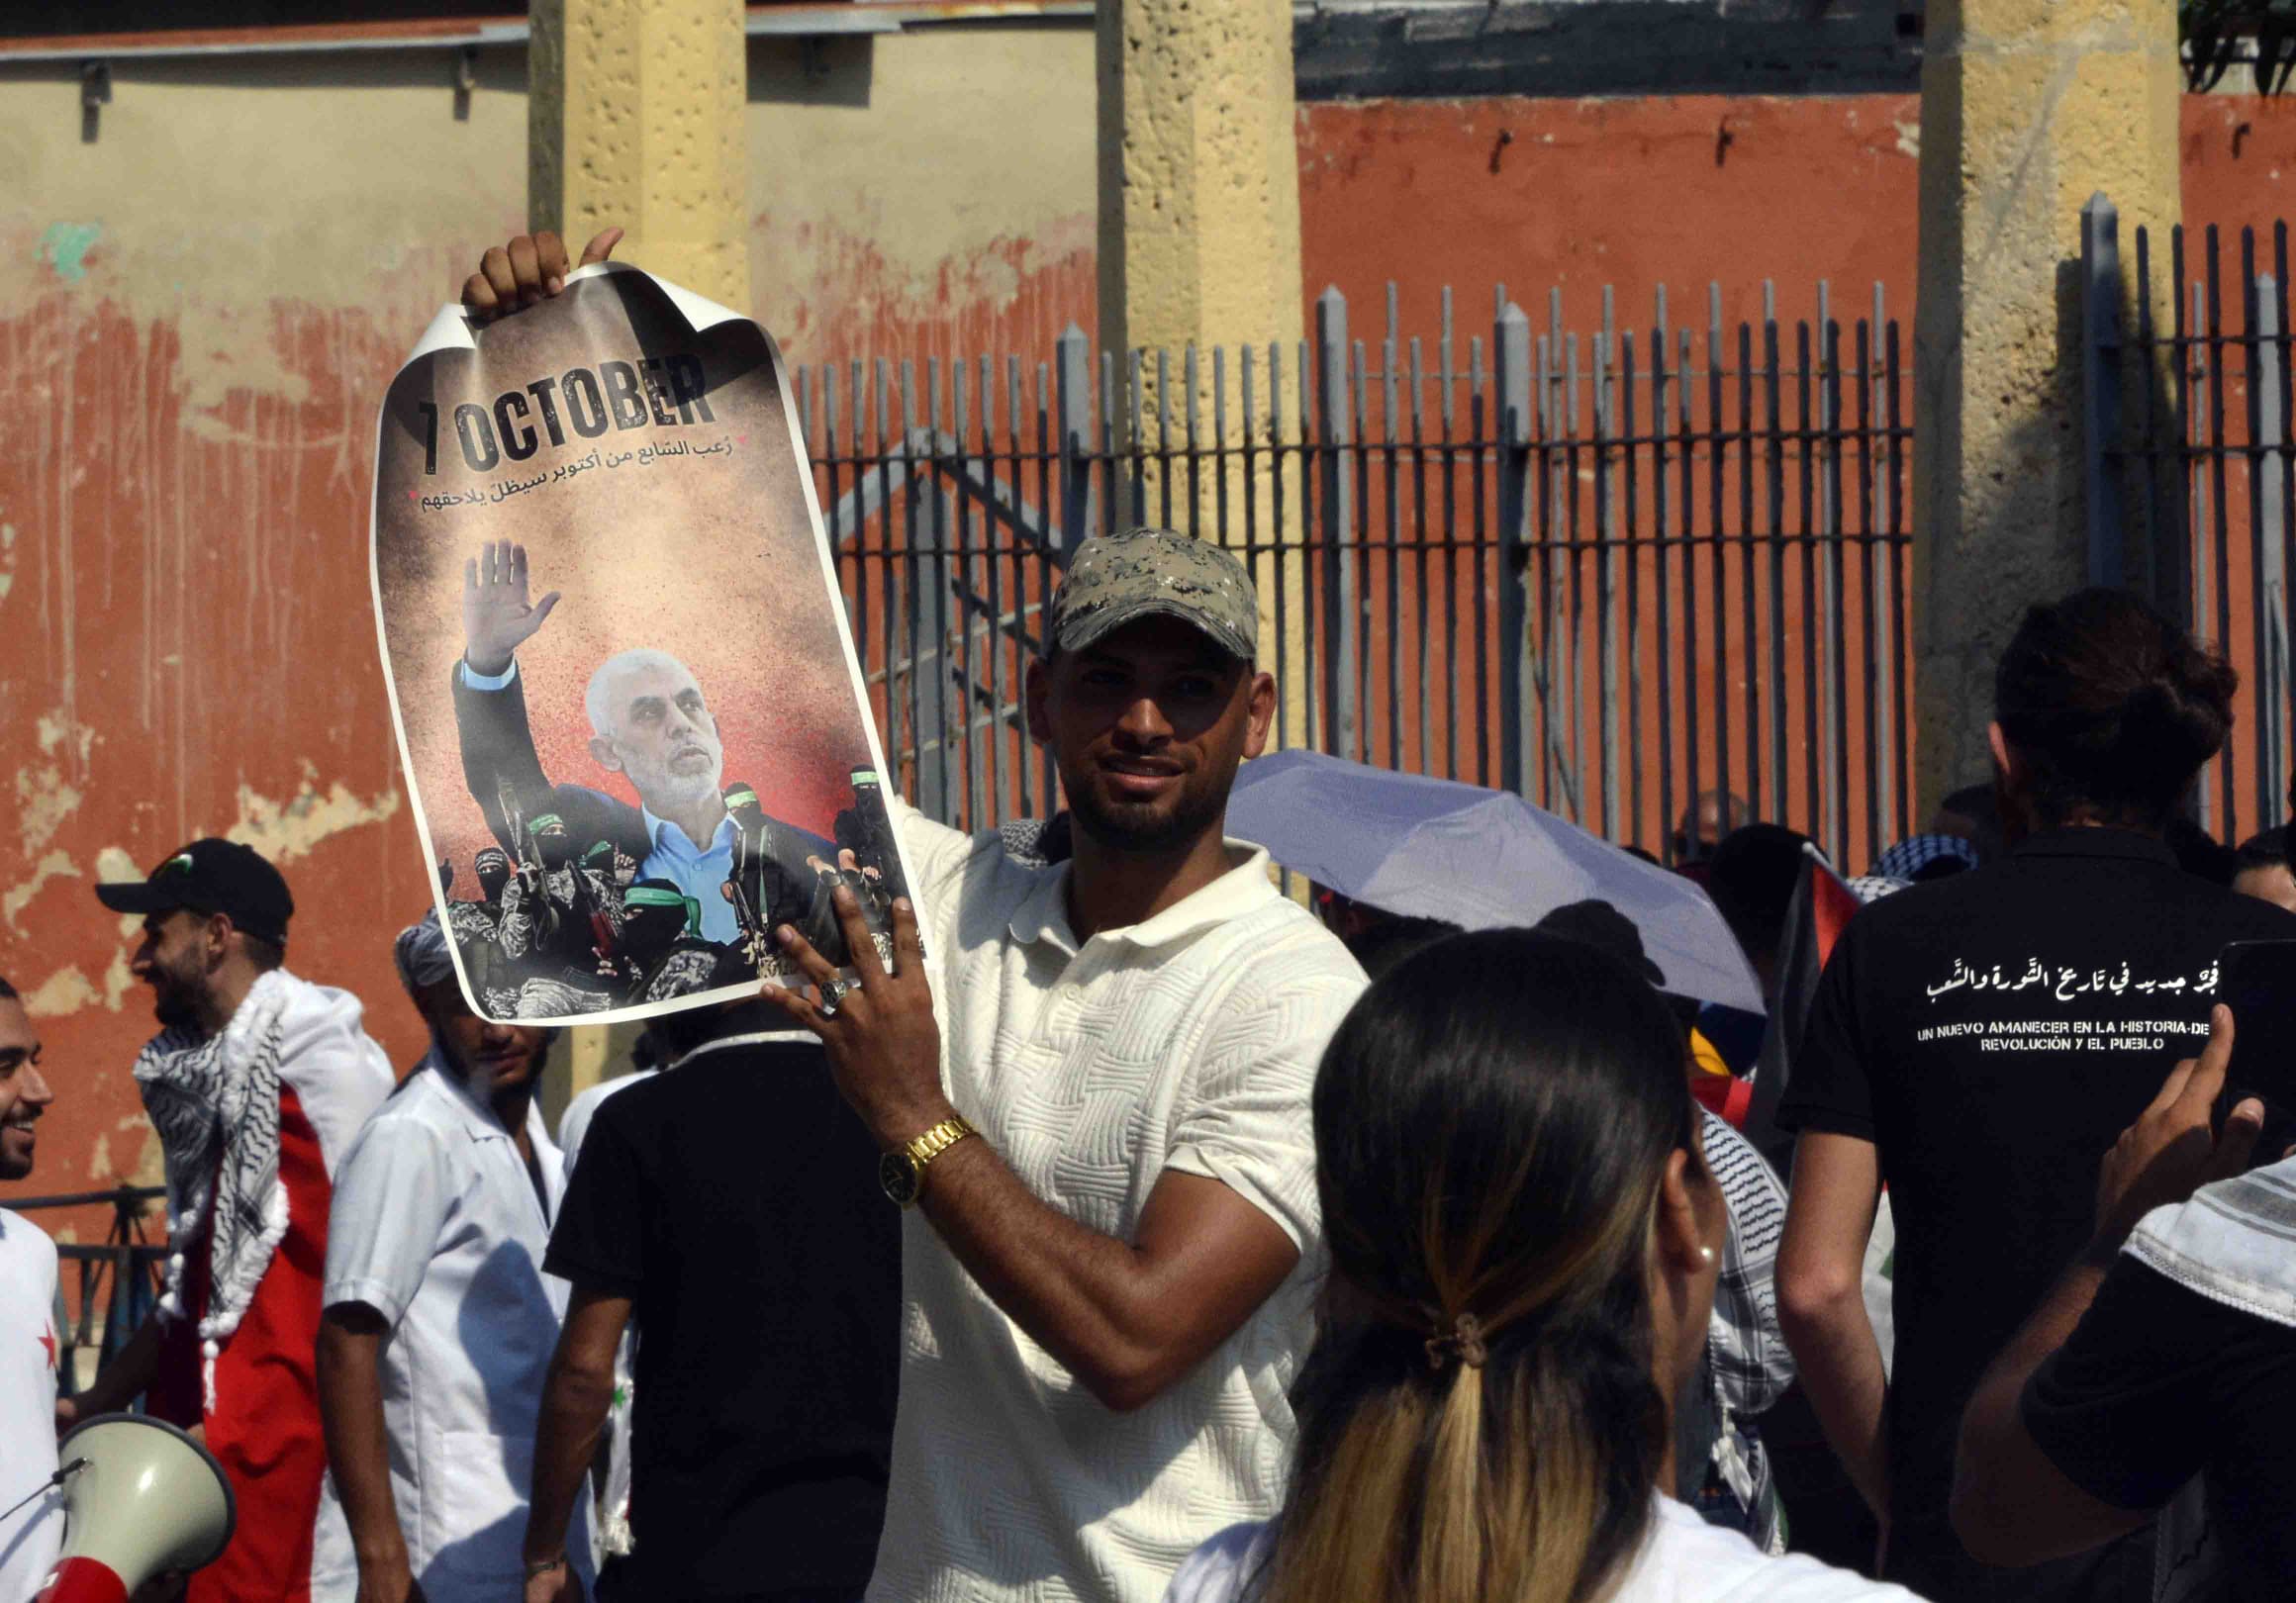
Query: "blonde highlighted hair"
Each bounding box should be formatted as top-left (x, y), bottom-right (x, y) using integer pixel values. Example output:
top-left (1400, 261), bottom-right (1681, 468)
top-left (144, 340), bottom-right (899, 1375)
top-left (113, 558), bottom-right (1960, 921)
top-left (1258, 931), bottom-right (1701, 1603)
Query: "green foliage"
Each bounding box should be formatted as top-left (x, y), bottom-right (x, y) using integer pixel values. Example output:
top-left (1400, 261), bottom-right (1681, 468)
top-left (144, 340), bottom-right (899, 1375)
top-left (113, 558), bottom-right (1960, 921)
top-left (2184, 0), bottom-right (2296, 94)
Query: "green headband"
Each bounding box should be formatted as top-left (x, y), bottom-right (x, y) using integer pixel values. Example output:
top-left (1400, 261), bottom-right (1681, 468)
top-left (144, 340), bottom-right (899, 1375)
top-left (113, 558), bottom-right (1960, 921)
top-left (625, 886), bottom-right (702, 935)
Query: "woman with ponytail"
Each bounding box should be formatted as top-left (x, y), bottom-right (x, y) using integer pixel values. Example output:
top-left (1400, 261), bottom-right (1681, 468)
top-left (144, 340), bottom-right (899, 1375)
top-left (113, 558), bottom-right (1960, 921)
top-left (1166, 933), bottom-right (1925, 1603)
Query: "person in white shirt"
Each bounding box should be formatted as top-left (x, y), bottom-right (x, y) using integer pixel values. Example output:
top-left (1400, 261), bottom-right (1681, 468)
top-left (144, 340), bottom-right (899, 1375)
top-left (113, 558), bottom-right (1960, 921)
top-left (553, 1032), bottom-right (658, 1183)
top-left (465, 234), bottom-right (1364, 1603)
top-left (317, 915), bottom-right (588, 1603)
top-left (0, 974), bottom-right (64, 1602)
top-left (1163, 931), bottom-right (1930, 1603)
top-left (755, 526), bottom-right (1369, 1603)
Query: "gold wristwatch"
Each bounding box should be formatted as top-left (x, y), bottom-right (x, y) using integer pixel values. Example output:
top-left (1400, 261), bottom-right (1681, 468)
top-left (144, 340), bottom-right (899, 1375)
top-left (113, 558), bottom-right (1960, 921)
top-left (880, 1114), bottom-right (976, 1207)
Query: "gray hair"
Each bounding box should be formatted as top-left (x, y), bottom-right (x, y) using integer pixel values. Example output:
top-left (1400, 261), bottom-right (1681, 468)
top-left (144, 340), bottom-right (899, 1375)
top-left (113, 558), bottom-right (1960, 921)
top-left (585, 647), bottom-right (701, 739)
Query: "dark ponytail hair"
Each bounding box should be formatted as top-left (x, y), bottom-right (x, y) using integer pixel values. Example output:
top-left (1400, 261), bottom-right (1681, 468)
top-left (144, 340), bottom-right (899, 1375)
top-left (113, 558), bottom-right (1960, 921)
top-left (1260, 932), bottom-right (1702, 1603)
top-left (1993, 588), bottom-right (2236, 830)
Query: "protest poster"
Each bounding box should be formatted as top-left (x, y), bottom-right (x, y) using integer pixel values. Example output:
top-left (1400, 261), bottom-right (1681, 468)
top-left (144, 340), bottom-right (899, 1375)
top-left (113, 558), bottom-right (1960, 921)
top-left (369, 262), bottom-right (920, 1026)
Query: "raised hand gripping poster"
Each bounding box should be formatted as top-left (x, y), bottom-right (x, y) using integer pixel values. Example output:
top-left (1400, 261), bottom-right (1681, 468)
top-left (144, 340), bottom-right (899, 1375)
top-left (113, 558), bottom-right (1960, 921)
top-left (370, 262), bottom-right (920, 1025)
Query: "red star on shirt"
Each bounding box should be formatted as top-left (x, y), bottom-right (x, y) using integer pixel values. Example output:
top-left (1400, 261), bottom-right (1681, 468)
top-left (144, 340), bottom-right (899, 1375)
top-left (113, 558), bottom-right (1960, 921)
top-left (38, 1324), bottom-right (56, 1371)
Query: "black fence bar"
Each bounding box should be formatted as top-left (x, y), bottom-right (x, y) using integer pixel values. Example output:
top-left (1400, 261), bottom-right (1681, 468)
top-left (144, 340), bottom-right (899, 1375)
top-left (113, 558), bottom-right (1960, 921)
top-left (800, 279), bottom-right (1916, 875)
top-left (2117, 219), bottom-right (2296, 843)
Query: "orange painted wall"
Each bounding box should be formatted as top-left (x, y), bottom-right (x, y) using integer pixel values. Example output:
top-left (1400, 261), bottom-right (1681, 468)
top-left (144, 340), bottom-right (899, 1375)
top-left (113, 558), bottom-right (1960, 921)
top-left (1297, 94), bottom-right (2296, 357)
top-left (13, 55), bottom-right (2296, 1295)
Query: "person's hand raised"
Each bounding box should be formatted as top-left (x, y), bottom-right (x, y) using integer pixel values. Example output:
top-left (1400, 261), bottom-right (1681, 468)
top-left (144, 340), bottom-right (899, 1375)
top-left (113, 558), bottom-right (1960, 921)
top-left (462, 539), bottom-right (560, 677)
top-left (460, 227), bottom-right (623, 325)
top-left (2093, 1004), bottom-right (2263, 1249)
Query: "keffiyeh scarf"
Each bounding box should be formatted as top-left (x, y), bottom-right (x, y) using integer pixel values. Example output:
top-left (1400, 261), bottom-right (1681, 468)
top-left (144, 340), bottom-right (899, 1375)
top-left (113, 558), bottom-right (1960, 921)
top-left (134, 967), bottom-right (294, 1409)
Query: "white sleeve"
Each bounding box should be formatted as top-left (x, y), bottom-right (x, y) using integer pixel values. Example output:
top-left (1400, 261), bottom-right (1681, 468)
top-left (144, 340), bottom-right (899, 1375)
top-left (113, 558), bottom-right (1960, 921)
top-left (1162, 1524), bottom-right (1269, 1603)
top-left (457, 657), bottom-right (520, 692)
top-left (557, 1087), bottom-right (601, 1182)
top-left (323, 1109), bottom-right (453, 1328)
top-left (887, 795), bottom-right (977, 899)
top-left (1714, 1554), bottom-right (1932, 1602)
top-left (1164, 943), bottom-right (1365, 1254)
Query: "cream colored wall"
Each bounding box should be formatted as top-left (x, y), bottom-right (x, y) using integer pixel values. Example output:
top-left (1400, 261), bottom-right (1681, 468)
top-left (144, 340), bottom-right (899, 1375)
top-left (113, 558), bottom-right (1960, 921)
top-left (0, 23), bottom-right (1099, 370)
top-left (0, 23), bottom-right (1097, 1178)
top-left (743, 27), bottom-right (1100, 363)
top-left (0, 51), bottom-right (531, 407)
top-left (533, 0), bottom-right (752, 307)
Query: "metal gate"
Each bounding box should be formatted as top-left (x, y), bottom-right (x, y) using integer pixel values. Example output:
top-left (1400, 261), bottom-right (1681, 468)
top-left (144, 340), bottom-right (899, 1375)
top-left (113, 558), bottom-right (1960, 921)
top-left (2087, 197), bottom-right (2296, 846)
top-left (799, 277), bottom-right (1914, 871)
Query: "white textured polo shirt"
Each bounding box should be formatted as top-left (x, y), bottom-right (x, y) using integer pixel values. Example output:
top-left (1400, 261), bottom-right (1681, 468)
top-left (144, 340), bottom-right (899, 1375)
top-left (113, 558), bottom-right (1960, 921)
top-left (869, 807), bottom-right (1367, 1603)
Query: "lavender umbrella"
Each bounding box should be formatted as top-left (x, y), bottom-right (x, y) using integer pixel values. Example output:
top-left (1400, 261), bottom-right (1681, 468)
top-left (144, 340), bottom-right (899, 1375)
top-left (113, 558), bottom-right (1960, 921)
top-left (1227, 748), bottom-right (1763, 1013)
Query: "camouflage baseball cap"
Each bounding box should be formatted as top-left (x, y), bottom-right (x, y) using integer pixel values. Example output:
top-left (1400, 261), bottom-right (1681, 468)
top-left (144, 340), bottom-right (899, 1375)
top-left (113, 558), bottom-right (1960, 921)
top-left (1045, 527), bottom-right (1259, 662)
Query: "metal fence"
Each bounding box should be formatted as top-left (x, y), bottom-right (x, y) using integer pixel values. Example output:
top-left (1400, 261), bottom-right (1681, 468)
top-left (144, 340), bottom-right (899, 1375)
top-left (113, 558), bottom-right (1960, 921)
top-left (794, 280), bottom-right (1915, 870)
top-left (2089, 200), bottom-right (2296, 848)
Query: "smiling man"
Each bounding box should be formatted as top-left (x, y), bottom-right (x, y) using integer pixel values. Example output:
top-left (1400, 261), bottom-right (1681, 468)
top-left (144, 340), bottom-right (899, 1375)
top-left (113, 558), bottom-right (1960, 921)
top-left (753, 525), bottom-right (1372, 1603)
top-left (451, 537), bottom-right (833, 946)
top-left (318, 914), bottom-right (586, 1603)
top-left (69, 840), bottom-right (395, 1603)
top-left (0, 976), bottom-right (63, 1602)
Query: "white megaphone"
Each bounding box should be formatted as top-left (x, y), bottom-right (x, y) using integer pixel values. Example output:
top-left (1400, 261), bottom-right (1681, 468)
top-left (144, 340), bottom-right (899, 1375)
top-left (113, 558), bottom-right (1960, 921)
top-left (34, 1413), bottom-right (236, 1602)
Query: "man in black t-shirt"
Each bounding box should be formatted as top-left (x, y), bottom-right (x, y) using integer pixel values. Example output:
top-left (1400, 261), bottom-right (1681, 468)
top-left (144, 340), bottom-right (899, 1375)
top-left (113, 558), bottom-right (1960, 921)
top-left (1774, 589), bottom-right (2296, 1600)
top-left (519, 1002), bottom-right (901, 1602)
top-left (1952, 1015), bottom-right (2296, 1602)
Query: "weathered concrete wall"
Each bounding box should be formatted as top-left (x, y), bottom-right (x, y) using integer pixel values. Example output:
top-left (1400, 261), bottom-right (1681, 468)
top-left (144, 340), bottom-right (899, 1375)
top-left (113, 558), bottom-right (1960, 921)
top-left (0, 52), bottom-right (526, 1258)
top-left (746, 28), bottom-right (1099, 369)
top-left (1096, 0), bottom-right (1300, 359)
top-left (534, 0), bottom-right (750, 308)
top-left (1296, 93), bottom-right (2296, 357)
top-left (11, 21), bottom-right (2296, 1261)
top-left (0, 29), bottom-right (1100, 1263)
top-left (1910, 0), bottom-right (2182, 814)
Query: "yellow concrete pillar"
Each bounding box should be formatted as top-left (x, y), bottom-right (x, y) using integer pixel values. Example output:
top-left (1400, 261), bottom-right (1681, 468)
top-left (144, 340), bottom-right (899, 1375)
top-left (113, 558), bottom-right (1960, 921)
top-left (527, 0), bottom-right (745, 1110)
top-left (1097, 0), bottom-right (1302, 361)
top-left (1911, 0), bottom-right (2180, 808)
top-left (1097, 0), bottom-right (1307, 748)
top-left (528, 0), bottom-right (750, 309)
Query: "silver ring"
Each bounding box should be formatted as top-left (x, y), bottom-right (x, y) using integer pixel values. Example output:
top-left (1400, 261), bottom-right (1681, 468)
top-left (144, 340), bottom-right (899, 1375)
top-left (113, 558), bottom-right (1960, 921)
top-left (816, 978), bottom-right (856, 1018)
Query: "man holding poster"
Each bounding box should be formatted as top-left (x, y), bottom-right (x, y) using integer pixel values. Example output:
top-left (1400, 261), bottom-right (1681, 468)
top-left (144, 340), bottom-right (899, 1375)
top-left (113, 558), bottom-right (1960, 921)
top-left (462, 232), bottom-right (1366, 1603)
top-left (765, 534), bottom-right (1372, 1603)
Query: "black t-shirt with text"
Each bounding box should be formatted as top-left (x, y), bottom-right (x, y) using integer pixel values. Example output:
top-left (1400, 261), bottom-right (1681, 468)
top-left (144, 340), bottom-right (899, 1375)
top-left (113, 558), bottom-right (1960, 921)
top-left (2024, 1256), bottom-right (2296, 1602)
top-left (1776, 828), bottom-right (2296, 1597)
top-left (545, 1038), bottom-right (902, 1599)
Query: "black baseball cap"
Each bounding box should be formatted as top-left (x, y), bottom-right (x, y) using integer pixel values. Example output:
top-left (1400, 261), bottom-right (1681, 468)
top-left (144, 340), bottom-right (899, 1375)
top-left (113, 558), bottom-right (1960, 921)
top-left (95, 838), bottom-right (294, 947)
